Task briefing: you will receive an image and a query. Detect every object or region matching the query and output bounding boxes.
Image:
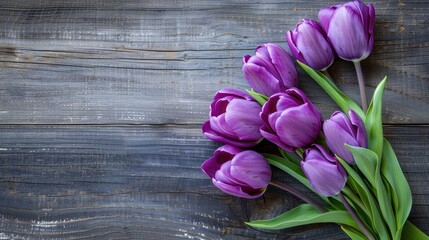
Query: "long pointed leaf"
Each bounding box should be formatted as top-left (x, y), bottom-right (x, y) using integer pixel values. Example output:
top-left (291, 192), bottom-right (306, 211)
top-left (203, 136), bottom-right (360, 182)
top-left (342, 186), bottom-right (371, 223)
top-left (342, 225), bottom-right (368, 240)
top-left (246, 204), bottom-right (359, 230)
top-left (263, 153), bottom-right (308, 187)
top-left (338, 157), bottom-right (390, 239)
top-left (401, 221), bottom-right (429, 240)
top-left (348, 145), bottom-right (397, 237)
top-left (263, 153), bottom-right (340, 208)
top-left (382, 139), bottom-right (413, 240)
top-left (246, 89), bottom-right (268, 106)
top-left (297, 61), bottom-right (365, 120)
top-left (365, 77), bottom-right (387, 159)
top-left (347, 146), bottom-right (377, 186)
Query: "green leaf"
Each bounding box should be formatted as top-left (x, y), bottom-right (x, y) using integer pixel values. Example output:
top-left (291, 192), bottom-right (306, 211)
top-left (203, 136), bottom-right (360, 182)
top-left (263, 153), bottom-right (338, 207)
top-left (365, 77), bottom-right (387, 159)
top-left (382, 139), bottom-right (413, 240)
top-left (341, 186), bottom-right (370, 222)
top-left (401, 221), bottom-right (429, 240)
top-left (324, 195), bottom-right (347, 212)
top-left (278, 147), bottom-right (300, 166)
top-left (337, 157), bottom-right (390, 239)
top-left (347, 145), bottom-right (397, 237)
top-left (346, 146), bottom-right (378, 186)
top-left (246, 89), bottom-right (268, 106)
top-left (342, 225), bottom-right (368, 240)
top-left (246, 204), bottom-right (359, 230)
top-left (263, 153), bottom-right (308, 188)
top-left (297, 61), bottom-right (365, 120)
top-left (346, 176), bottom-right (369, 208)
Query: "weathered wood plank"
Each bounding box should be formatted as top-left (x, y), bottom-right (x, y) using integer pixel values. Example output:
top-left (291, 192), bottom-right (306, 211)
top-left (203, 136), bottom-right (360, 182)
top-left (0, 0), bottom-right (427, 124)
top-left (0, 125), bottom-right (427, 239)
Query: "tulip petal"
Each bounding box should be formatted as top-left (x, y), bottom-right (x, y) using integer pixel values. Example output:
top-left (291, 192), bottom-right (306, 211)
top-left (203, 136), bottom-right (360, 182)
top-left (295, 22), bottom-right (335, 70)
top-left (323, 119), bottom-right (360, 164)
top-left (202, 121), bottom-right (260, 148)
top-left (242, 63), bottom-right (282, 96)
top-left (253, 48), bottom-right (282, 80)
top-left (275, 94), bottom-right (302, 111)
top-left (330, 111), bottom-right (356, 135)
top-left (260, 94), bottom-right (279, 124)
top-left (267, 111), bottom-right (282, 132)
top-left (210, 98), bottom-right (229, 117)
top-left (201, 156), bottom-right (220, 178)
top-left (366, 3), bottom-right (375, 58)
top-left (214, 88), bottom-right (253, 101)
top-left (286, 30), bottom-right (303, 63)
top-left (327, 6), bottom-right (368, 61)
top-left (225, 99), bottom-right (262, 141)
top-left (209, 115), bottom-right (237, 139)
top-left (260, 125), bottom-right (295, 152)
top-left (275, 103), bottom-right (322, 148)
top-left (301, 159), bottom-right (347, 197)
top-left (243, 55), bottom-right (251, 64)
top-left (318, 0), bottom-right (374, 62)
top-left (349, 110), bottom-right (368, 148)
top-left (318, 6), bottom-right (337, 31)
top-left (230, 151), bottom-right (271, 189)
top-left (304, 145), bottom-right (327, 162)
top-left (201, 145), bottom-right (240, 178)
top-left (216, 144), bottom-right (243, 155)
top-left (266, 44), bottom-right (299, 89)
top-left (215, 161), bottom-right (248, 186)
top-left (212, 179), bottom-right (264, 199)
top-left (286, 87), bottom-right (310, 103)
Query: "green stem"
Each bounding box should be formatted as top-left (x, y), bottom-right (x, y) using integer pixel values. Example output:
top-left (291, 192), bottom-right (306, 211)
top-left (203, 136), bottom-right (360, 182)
top-left (353, 61), bottom-right (368, 112)
top-left (338, 192), bottom-right (375, 240)
top-left (270, 180), bottom-right (326, 213)
top-left (278, 147), bottom-right (300, 166)
top-left (341, 187), bottom-right (368, 219)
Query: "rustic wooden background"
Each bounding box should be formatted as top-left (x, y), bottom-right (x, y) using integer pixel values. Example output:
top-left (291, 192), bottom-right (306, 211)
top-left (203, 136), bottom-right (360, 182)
top-left (0, 0), bottom-right (427, 239)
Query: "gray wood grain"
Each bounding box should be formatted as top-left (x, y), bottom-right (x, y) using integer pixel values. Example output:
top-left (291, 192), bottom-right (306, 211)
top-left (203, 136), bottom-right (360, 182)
top-left (0, 0), bottom-right (427, 124)
top-left (0, 125), bottom-right (427, 239)
top-left (0, 1), bottom-right (428, 239)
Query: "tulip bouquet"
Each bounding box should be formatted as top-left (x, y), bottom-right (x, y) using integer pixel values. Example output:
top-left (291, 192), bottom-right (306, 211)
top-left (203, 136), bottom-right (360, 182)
top-left (201, 1), bottom-right (428, 239)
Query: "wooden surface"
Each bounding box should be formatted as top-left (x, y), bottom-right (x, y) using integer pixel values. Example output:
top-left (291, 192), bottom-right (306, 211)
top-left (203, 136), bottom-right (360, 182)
top-left (0, 1), bottom-right (427, 239)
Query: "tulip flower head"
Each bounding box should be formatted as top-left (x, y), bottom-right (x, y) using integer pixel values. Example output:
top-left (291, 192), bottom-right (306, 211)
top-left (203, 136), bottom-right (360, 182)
top-left (201, 145), bottom-right (272, 199)
top-left (301, 144), bottom-right (347, 197)
top-left (260, 88), bottom-right (323, 152)
top-left (243, 43), bottom-right (298, 96)
top-left (286, 19), bottom-right (335, 71)
top-left (202, 88), bottom-right (263, 148)
top-left (323, 110), bottom-right (368, 164)
top-left (318, 0), bottom-right (375, 62)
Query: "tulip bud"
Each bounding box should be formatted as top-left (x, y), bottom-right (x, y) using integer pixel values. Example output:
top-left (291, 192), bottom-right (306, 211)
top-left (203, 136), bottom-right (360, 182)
top-left (301, 144), bottom-right (347, 197)
top-left (318, 0), bottom-right (375, 62)
top-left (286, 19), bottom-right (335, 71)
top-left (201, 145), bottom-right (272, 199)
top-left (202, 88), bottom-right (263, 148)
top-left (323, 110), bottom-right (367, 164)
top-left (260, 88), bottom-right (322, 152)
top-left (242, 43), bottom-right (298, 96)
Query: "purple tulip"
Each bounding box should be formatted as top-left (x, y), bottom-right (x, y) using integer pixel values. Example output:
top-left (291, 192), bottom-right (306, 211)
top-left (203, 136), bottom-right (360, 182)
top-left (202, 88), bottom-right (263, 148)
top-left (260, 88), bottom-right (322, 152)
top-left (243, 43), bottom-right (298, 96)
top-left (301, 144), bottom-right (347, 197)
top-left (286, 19), bottom-right (335, 71)
top-left (201, 145), bottom-right (272, 199)
top-left (318, 0), bottom-right (375, 62)
top-left (323, 110), bottom-right (367, 164)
